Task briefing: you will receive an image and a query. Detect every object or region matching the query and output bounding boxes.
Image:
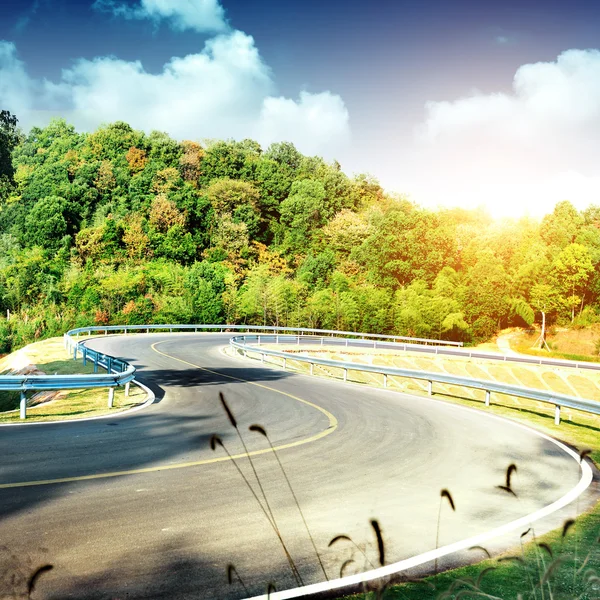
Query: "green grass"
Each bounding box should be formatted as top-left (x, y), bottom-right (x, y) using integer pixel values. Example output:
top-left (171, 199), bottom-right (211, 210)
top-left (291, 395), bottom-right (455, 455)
top-left (349, 505), bottom-right (599, 599)
top-left (236, 344), bottom-right (600, 599)
top-left (0, 383), bottom-right (145, 423)
top-left (0, 336), bottom-right (146, 421)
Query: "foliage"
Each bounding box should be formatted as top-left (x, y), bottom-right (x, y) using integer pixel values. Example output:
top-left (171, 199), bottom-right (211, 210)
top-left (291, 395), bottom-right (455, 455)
top-left (1, 113), bottom-right (600, 352)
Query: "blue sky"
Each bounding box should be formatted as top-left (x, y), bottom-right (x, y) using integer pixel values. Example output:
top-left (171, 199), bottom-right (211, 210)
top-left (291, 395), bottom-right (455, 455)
top-left (2, 0), bottom-right (600, 216)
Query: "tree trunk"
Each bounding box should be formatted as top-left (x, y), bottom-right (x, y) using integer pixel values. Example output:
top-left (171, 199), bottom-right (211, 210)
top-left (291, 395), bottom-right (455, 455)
top-left (540, 311), bottom-right (546, 348)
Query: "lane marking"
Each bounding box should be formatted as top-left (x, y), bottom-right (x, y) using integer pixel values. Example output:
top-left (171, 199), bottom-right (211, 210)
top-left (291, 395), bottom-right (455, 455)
top-left (0, 378), bottom-right (155, 428)
top-left (229, 346), bottom-right (595, 600)
top-left (0, 340), bottom-right (337, 490)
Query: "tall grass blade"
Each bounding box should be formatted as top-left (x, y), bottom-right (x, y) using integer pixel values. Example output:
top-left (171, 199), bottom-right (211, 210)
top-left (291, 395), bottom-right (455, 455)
top-left (27, 565), bottom-right (53, 598)
top-left (435, 489), bottom-right (456, 573)
top-left (249, 423), bottom-right (328, 580)
top-left (370, 519), bottom-right (385, 566)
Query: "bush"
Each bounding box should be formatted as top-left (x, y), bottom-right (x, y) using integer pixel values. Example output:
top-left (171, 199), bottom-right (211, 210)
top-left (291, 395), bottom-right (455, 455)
top-left (470, 316), bottom-right (497, 342)
top-left (0, 320), bottom-right (12, 353)
top-left (573, 306), bottom-right (599, 329)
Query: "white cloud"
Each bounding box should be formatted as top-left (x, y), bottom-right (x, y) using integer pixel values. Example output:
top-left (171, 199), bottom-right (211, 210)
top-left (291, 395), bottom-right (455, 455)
top-left (407, 49), bottom-right (600, 217)
top-left (0, 34), bottom-right (350, 158)
top-left (93, 0), bottom-right (229, 34)
top-left (257, 91), bottom-right (350, 158)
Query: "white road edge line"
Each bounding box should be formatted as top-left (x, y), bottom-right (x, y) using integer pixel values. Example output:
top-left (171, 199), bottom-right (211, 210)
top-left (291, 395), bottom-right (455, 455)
top-left (0, 379), bottom-right (155, 427)
top-left (245, 429), bottom-right (593, 600)
top-left (225, 346), bottom-right (595, 600)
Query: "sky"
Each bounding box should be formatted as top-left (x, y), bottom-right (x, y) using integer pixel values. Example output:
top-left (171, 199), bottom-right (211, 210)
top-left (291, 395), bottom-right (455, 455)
top-left (2, 0), bottom-right (600, 218)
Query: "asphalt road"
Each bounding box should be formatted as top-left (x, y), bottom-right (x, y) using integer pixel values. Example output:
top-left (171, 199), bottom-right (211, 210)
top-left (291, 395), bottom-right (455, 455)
top-left (0, 334), bottom-right (592, 599)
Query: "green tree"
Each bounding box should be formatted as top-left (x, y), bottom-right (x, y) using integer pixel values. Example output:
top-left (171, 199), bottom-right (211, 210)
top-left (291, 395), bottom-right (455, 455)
top-left (25, 196), bottom-right (69, 250)
top-left (0, 110), bottom-right (19, 183)
top-left (551, 243), bottom-right (594, 322)
top-left (279, 179), bottom-right (327, 250)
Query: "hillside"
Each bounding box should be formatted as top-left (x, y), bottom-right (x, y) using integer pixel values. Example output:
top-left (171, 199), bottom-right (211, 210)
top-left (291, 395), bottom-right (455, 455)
top-left (1, 112), bottom-right (600, 352)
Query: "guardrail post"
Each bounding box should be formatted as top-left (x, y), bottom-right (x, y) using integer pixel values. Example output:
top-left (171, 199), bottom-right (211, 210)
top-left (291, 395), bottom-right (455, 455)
top-left (82, 348), bottom-right (87, 366)
top-left (343, 368), bottom-right (348, 381)
top-left (20, 391), bottom-right (26, 419)
top-left (374, 341), bottom-right (377, 349)
top-left (310, 363), bottom-right (314, 375)
top-left (107, 357), bottom-right (113, 373)
top-left (125, 382), bottom-right (130, 397)
top-left (104, 329), bottom-right (107, 335)
top-left (320, 337), bottom-right (324, 346)
top-left (383, 374), bottom-right (388, 388)
top-left (297, 335), bottom-right (300, 345)
top-left (554, 405), bottom-right (561, 425)
top-left (276, 334), bottom-right (279, 344)
top-left (261, 353), bottom-right (265, 363)
top-left (283, 357), bottom-right (287, 369)
top-left (73, 346), bottom-right (78, 360)
top-left (428, 380), bottom-right (432, 395)
top-left (257, 335), bottom-right (261, 346)
top-left (108, 387), bottom-right (114, 408)
top-left (485, 390), bottom-right (491, 407)
top-left (93, 355), bottom-right (98, 373)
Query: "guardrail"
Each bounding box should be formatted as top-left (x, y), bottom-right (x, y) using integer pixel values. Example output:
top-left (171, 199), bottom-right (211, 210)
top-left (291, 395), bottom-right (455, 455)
top-left (230, 335), bottom-right (600, 425)
top-left (1, 325), bottom-right (459, 420)
top-left (0, 338), bottom-right (136, 419)
top-left (240, 333), bottom-right (600, 373)
top-left (5, 324), bottom-right (598, 423)
top-left (66, 324), bottom-right (463, 346)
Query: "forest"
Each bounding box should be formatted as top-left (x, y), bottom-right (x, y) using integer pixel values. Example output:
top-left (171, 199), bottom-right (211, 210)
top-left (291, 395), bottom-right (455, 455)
top-left (0, 110), bottom-right (599, 353)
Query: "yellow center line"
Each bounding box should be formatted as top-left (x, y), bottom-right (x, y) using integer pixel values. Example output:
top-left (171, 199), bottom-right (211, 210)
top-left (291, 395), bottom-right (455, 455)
top-left (0, 339), bottom-right (338, 490)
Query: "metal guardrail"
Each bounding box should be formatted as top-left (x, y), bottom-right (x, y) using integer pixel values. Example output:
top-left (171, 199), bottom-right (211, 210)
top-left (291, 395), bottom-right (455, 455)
top-left (398, 346), bottom-right (600, 372)
top-left (66, 323), bottom-right (463, 346)
top-left (230, 335), bottom-right (600, 425)
top-left (1, 324), bottom-right (458, 420)
top-left (239, 333), bottom-right (600, 372)
top-left (0, 336), bottom-right (135, 419)
top-left (4, 323), bottom-right (598, 423)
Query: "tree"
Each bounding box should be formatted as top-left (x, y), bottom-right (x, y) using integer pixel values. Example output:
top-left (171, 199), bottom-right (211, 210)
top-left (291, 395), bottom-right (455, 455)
top-left (279, 179), bottom-right (327, 250)
top-left (540, 201), bottom-right (582, 251)
top-left (530, 283), bottom-right (560, 349)
top-left (0, 110), bottom-right (19, 181)
top-left (463, 250), bottom-right (509, 328)
top-left (205, 178), bottom-right (261, 238)
top-left (551, 243), bottom-right (594, 322)
top-left (25, 196), bottom-right (69, 250)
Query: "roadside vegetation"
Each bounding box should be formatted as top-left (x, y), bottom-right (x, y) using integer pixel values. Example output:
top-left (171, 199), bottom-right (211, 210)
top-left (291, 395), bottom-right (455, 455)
top-left (235, 342), bottom-right (600, 599)
top-left (1, 110), bottom-right (600, 356)
top-left (0, 336), bottom-right (143, 421)
top-left (509, 326), bottom-right (600, 363)
top-left (2, 107), bottom-right (600, 595)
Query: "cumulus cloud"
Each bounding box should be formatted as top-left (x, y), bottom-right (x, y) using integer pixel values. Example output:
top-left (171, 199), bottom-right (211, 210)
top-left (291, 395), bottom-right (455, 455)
top-left (257, 91), bottom-right (350, 157)
top-left (409, 49), bottom-right (600, 216)
top-left (0, 33), bottom-right (350, 158)
top-left (93, 0), bottom-right (229, 34)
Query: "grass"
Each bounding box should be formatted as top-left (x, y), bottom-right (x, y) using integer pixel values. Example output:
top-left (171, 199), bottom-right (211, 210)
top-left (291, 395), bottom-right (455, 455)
top-left (0, 384), bottom-right (145, 423)
top-left (232, 343), bottom-right (600, 599)
top-left (0, 336), bottom-right (145, 421)
top-left (510, 326), bottom-right (600, 364)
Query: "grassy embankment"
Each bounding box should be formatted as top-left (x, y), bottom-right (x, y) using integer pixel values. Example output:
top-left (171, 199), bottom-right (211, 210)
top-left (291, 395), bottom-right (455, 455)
top-left (0, 337), bottom-right (144, 422)
top-left (507, 325), bottom-right (600, 364)
top-left (236, 340), bottom-right (600, 599)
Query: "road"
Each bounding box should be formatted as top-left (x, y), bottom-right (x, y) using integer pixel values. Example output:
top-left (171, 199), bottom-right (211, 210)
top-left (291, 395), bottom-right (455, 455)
top-left (0, 334), bottom-right (593, 599)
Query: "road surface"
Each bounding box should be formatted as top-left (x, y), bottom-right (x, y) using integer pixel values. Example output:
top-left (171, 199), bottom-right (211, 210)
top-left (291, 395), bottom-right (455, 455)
top-left (0, 334), bottom-right (592, 599)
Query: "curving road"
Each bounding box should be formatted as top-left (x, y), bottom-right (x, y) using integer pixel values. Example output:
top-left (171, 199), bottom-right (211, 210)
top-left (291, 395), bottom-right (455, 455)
top-left (0, 334), bottom-right (592, 599)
